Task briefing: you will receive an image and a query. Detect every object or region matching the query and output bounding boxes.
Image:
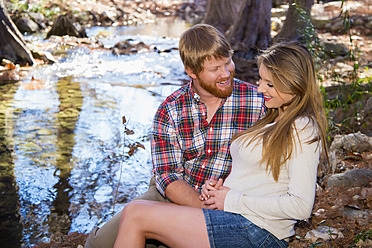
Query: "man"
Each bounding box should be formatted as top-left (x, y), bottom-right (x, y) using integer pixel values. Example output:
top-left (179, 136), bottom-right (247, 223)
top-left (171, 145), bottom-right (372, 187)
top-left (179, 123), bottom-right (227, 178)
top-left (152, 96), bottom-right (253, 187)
top-left (85, 24), bottom-right (265, 248)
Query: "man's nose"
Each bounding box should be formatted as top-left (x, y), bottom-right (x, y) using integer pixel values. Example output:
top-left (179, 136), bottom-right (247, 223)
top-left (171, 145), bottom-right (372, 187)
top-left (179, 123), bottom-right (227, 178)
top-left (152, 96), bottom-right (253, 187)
top-left (220, 66), bottom-right (230, 78)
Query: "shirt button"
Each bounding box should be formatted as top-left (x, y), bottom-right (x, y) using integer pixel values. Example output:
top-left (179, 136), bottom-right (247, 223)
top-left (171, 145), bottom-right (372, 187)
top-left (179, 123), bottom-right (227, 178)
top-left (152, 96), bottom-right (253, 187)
top-left (194, 185), bottom-right (198, 189)
top-left (210, 127), bottom-right (213, 132)
top-left (207, 149), bottom-right (211, 153)
top-left (202, 112), bottom-right (205, 116)
top-left (202, 164), bottom-right (205, 169)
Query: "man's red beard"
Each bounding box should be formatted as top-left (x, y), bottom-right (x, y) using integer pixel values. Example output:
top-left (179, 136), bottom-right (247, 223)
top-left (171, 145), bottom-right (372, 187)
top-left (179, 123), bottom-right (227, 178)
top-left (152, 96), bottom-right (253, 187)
top-left (197, 71), bottom-right (235, 98)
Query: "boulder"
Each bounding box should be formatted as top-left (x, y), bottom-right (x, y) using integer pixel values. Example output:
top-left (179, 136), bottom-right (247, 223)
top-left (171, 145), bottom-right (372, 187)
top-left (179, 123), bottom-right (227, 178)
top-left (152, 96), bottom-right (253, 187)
top-left (46, 15), bottom-right (87, 39)
top-left (15, 16), bottom-right (39, 33)
top-left (305, 226), bottom-right (344, 243)
top-left (330, 132), bottom-right (372, 153)
top-left (326, 169), bottom-right (372, 189)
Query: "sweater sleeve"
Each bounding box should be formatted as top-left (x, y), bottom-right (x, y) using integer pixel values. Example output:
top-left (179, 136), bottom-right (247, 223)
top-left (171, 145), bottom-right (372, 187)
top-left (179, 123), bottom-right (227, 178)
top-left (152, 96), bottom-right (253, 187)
top-left (224, 122), bottom-right (320, 220)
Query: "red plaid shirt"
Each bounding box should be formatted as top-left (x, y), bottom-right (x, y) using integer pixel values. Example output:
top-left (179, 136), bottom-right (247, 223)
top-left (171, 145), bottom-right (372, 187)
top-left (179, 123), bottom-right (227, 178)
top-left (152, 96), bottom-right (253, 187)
top-left (151, 78), bottom-right (265, 197)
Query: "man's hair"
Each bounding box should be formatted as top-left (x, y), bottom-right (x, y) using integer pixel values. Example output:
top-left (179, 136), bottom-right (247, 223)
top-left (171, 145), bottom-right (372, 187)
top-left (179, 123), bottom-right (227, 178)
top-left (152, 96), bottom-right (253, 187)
top-left (179, 24), bottom-right (233, 75)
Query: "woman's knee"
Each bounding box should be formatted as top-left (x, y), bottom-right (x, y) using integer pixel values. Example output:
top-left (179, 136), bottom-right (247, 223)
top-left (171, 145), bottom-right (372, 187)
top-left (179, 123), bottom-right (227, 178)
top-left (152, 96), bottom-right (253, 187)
top-left (120, 200), bottom-right (149, 224)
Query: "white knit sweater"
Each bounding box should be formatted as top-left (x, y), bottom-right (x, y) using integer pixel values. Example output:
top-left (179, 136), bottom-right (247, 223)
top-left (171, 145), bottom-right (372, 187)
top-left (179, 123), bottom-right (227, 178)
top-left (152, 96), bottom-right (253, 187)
top-left (224, 117), bottom-right (320, 240)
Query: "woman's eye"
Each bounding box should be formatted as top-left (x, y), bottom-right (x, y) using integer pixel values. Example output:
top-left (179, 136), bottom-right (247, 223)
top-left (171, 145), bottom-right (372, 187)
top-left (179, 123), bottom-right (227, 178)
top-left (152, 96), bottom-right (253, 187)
top-left (267, 83), bottom-right (274, 88)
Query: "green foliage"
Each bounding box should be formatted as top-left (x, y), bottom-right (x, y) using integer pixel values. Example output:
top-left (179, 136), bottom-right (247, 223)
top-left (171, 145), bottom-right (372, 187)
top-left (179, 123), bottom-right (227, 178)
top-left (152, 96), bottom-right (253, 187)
top-left (9, 0), bottom-right (61, 19)
top-left (295, 0), bottom-right (371, 139)
top-left (9, 0), bottom-right (28, 12)
top-left (353, 230), bottom-right (372, 245)
top-left (309, 241), bottom-right (323, 247)
top-left (9, 0), bottom-right (93, 24)
top-left (322, 73), bottom-right (371, 139)
top-left (293, 0), bottom-right (320, 56)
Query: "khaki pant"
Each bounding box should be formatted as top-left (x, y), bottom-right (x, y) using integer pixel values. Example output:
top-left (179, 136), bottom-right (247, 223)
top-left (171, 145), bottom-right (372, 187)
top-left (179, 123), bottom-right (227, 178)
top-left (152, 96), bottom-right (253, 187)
top-left (84, 176), bottom-right (172, 248)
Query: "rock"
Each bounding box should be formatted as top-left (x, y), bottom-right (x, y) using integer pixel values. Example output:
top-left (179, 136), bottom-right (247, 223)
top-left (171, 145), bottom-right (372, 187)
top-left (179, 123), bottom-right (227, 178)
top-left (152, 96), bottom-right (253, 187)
top-left (355, 238), bottom-right (372, 247)
top-left (46, 14), bottom-right (88, 39)
top-left (322, 41), bottom-right (349, 58)
top-left (361, 187), bottom-right (372, 208)
top-left (305, 226), bottom-right (344, 243)
top-left (329, 132), bottom-right (372, 172)
top-left (112, 40), bottom-right (152, 55)
top-left (354, 18), bottom-right (364, 26)
top-left (341, 208), bottom-right (372, 224)
top-left (271, 17), bottom-right (283, 32)
top-left (365, 20), bottom-right (372, 30)
top-left (330, 132), bottom-right (372, 153)
top-left (330, 20), bottom-right (344, 33)
top-left (99, 10), bottom-right (117, 25)
top-left (326, 169), bottom-right (372, 189)
top-left (28, 12), bottom-right (47, 30)
top-left (15, 16), bottom-right (39, 33)
top-left (27, 43), bottom-right (58, 64)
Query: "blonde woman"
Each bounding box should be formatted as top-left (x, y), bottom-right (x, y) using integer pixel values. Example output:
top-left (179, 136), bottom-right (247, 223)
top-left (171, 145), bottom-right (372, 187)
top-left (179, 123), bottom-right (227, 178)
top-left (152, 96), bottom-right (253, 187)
top-left (113, 41), bottom-right (328, 248)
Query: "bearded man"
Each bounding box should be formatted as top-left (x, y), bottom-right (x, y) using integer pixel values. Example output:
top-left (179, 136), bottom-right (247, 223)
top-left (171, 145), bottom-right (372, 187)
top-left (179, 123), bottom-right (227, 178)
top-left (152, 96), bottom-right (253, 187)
top-left (85, 24), bottom-right (265, 248)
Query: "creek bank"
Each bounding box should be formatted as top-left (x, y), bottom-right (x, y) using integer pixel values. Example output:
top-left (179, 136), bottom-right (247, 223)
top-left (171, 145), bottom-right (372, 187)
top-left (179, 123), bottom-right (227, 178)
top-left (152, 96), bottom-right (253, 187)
top-left (1, 1), bottom-right (371, 247)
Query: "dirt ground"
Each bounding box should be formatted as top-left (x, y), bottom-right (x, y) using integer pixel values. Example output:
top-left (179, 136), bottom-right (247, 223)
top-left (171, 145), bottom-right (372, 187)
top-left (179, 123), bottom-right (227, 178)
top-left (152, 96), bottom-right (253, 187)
top-left (4, 0), bottom-right (371, 247)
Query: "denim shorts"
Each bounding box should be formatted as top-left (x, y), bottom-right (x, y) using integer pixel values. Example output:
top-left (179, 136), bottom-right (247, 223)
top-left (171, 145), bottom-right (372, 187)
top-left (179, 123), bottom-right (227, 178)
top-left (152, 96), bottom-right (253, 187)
top-left (203, 209), bottom-right (288, 248)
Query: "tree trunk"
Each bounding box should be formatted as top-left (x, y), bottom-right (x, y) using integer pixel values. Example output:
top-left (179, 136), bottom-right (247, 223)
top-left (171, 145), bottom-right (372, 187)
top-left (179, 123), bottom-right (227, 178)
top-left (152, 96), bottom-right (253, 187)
top-left (273, 0), bottom-right (314, 43)
top-left (202, 0), bottom-right (243, 34)
top-left (228, 0), bottom-right (272, 82)
top-left (0, 0), bottom-right (35, 66)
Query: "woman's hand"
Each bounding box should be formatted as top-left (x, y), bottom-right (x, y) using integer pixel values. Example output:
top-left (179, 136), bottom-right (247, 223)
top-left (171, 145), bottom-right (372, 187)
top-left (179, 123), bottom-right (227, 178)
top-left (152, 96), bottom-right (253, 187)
top-left (199, 178), bottom-right (223, 201)
top-left (203, 186), bottom-right (231, 210)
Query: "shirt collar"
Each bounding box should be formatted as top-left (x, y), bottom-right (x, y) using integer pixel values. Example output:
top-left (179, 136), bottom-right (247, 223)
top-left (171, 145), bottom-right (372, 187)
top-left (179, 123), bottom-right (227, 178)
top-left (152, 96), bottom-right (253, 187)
top-left (187, 80), bottom-right (201, 102)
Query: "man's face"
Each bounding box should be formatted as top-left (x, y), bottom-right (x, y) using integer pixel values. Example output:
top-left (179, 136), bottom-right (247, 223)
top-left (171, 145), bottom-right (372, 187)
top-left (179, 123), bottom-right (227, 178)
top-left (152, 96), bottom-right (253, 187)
top-left (195, 56), bottom-right (235, 98)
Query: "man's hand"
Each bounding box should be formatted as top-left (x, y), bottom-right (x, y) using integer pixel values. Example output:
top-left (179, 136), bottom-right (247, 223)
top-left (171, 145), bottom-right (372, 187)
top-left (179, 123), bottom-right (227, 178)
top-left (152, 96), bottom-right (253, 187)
top-left (165, 180), bottom-right (204, 208)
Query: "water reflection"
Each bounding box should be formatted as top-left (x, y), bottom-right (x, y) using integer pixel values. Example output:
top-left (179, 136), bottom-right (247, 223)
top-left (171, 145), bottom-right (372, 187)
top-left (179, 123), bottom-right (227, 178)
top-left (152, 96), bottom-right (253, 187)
top-left (49, 77), bottom-right (83, 235)
top-left (0, 82), bottom-right (22, 248)
top-left (0, 18), bottom-right (188, 247)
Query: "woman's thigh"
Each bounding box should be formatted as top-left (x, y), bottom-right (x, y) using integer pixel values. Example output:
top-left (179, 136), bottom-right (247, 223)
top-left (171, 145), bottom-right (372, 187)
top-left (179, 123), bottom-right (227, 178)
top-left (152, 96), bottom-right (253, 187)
top-left (203, 209), bottom-right (288, 248)
top-left (125, 200), bottom-right (210, 248)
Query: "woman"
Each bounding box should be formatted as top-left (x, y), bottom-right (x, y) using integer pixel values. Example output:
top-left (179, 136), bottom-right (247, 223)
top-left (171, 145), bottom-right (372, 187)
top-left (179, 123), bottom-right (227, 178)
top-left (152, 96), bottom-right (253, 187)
top-left (114, 41), bottom-right (329, 248)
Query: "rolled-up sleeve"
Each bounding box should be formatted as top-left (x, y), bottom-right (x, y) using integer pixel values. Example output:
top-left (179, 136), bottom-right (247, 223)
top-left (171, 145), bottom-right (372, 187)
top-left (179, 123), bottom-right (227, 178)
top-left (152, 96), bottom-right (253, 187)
top-left (151, 106), bottom-right (183, 197)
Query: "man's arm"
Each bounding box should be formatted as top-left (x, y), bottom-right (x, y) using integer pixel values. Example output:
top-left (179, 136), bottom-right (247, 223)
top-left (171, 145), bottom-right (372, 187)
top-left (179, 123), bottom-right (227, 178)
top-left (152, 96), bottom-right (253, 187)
top-left (165, 180), bottom-right (204, 208)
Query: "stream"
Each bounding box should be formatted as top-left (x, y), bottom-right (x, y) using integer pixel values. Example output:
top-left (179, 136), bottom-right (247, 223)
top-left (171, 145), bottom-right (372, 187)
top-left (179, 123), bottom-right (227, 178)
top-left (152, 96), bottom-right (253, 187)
top-left (0, 17), bottom-right (189, 247)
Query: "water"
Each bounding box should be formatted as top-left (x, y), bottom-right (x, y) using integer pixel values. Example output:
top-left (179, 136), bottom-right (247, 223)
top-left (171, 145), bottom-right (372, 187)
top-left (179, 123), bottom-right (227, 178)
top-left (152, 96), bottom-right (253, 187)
top-left (0, 17), bottom-right (189, 247)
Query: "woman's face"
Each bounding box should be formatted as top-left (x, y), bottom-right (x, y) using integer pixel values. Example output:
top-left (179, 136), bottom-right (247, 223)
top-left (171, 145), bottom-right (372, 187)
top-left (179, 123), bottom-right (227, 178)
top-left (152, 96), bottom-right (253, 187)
top-left (257, 64), bottom-right (294, 113)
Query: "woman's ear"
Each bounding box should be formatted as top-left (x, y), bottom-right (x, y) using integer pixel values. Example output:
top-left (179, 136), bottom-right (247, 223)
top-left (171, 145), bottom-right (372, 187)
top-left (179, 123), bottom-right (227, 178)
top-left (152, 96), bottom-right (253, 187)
top-left (185, 67), bottom-right (197, 79)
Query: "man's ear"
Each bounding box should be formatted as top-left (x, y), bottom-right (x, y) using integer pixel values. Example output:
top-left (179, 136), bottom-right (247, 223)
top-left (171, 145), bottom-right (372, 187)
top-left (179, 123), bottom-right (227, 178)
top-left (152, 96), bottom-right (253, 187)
top-left (185, 67), bottom-right (197, 79)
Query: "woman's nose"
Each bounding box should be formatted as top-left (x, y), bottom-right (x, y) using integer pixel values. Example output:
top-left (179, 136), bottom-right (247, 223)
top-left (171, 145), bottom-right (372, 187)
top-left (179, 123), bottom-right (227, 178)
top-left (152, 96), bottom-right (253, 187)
top-left (257, 81), bottom-right (264, 93)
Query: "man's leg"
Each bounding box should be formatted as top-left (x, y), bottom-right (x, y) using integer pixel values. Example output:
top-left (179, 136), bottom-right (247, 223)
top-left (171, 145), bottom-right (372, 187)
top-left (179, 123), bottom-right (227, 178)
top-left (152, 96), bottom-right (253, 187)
top-left (84, 176), bottom-right (171, 248)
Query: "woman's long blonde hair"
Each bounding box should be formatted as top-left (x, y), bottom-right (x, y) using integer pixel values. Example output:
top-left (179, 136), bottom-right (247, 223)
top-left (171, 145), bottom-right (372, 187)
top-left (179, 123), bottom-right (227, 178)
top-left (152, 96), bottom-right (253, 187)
top-left (232, 41), bottom-right (328, 181)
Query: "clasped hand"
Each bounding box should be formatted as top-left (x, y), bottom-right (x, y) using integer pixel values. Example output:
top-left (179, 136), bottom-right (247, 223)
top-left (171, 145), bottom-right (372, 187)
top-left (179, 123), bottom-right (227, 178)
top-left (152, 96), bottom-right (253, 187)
top-left (199, 178), bottom-right (230, 210)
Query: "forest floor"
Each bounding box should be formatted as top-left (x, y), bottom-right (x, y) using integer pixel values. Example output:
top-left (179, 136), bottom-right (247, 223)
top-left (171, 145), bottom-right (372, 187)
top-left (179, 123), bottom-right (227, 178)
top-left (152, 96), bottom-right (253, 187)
top-left (2, 0), bottom-right (371, 247)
